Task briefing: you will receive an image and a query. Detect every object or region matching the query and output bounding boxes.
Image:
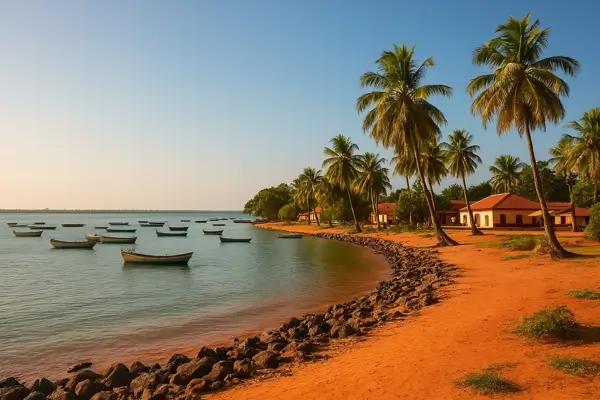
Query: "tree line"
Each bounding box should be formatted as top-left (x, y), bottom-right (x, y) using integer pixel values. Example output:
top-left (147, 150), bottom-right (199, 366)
top-left (244, 13), bottom-right (600, 258)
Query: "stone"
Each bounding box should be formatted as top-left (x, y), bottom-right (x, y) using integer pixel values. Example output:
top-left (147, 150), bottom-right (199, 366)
top-left (67, 363), bottom-right (92, 373)
top-left (23, 393), bottom-right (47, 400)
top-left (66, 370), bottom-right (101, 391)
top-left (0, 379), bottom-right (21, 389)
top-left (330, 322), bottom-right (355, 338)
top-left (209, 381), bottom-right (223, 391)
top-left (74, 380), bottom-right (106, 400)
top-left (164, 354), bottom-right (190, 374)
top-left (214, 347), bottom-right (228, 361)
top-left (29, 380), bottom-right (55, 396)
top-left (232, 359), bottom-right (252, 376)
top-left (259, 330), bottom-right (284, 344)
top-left (185, 379), bottom-right (210, 396)
top-left (251, 350), bottom-right (279, 369)
top-left (47, 389), bottom-right (77, 400)
top-left (205, 360), bottom-right (233, 381)
top-left (267, 342), bottom-right (286, 352)
top-left (237, 337), bottom-right (262, 350)
top-left (89, 392), bottom-right (117, 400)
top-left (175, 357), bottom-right (215, 384)
top-left (0, 386), bottom-right (30, 400)
top-left (102, 363), bottom-right (132, 388)
top-left (196, 347), bottom-right (217, 360)
top-left (282, 317), bottom-right (301, 330)
top-left (129, 373), bottom-right (165, 398)
top-left (308, 322), bottom-right (330, 337)
top-left (129, 361), bottom-right (149, 376)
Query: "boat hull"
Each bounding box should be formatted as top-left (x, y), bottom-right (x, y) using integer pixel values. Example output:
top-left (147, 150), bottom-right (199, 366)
top-left (109, 222), bottom-right (129, 226)
top-left (14, 230), bottom-right (43, 237)
top-left (100, 236), bottom-right (137, 244)
top-left (121, 251), bottom-right (193, 265)
top-left (30, 226), bottom-right (56, 230)
top-left (212, 223), bottom-right (226, 226)
top-left (50, 239), bottom-right (96, 249)
top-left (106, 228), bottom-right (137, 233)
top-left (203, 230), bottom-right (223, 235)
top-left (94, 226), bottom-right (108, 229)
top-left (156, 230), bottom-right (187, 237)
top-left (62, 224), bottom-right (85, 228)
top-left (195, 220), bottom-right (207, 223)
top-left (168, 227), bottom-right (189, 232)
top-left (85, 234), bottom-right (102, 242)
top-left (141, 223), bottom-right (165, 227)
top-left (219, 237), bottom-right (251, 243)
top-left (233, 220), bottom-right (252, 223)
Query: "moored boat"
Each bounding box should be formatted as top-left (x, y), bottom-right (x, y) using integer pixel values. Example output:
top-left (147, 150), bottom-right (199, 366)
top-left (138, 220), bottom-right (148, 223)
top-left (168, 226), bottom-right (189, 232)
top-left (219, 236), bottom-right (251, 243)
top-left (49, 239), bottom-right (96, 249)
top-left (212, 223), bottom-right (226, 226)
top-left (62, 223), bottom-right (85, 228)
top-left (106, 228), bottom-right (137, 233)
top-left (10, 224), bottom-right (28, 227)
top-left (109, 222), bottom-right (129, 226)
top-left (181, 219), bottom-right (190, 222)
top-left (121, 250), bottom-right (193, 265)
top-left (85, 233), bottom-right (102, 242)
top-left (278, 233), bottom-right (303, 239)
top-left (233, 219), bottom-right (252, 223)
top-left (14, 230), bottom-right (43, 237)
top-left (94, 226), bottom-right (108, 229)
top-left (30, 225), bottom-right (56, 230)
top-left (100, 236), bottom-right (137, 244)
top-left (195, 220), bottom-right (207, 223)
top-left (34, 222), bottom-right (46, 225)
top-left (7, 222), bottom-right (17, 227)
top-left (203, 229), bottom-right (223, 235)
top-left (156, 229), bottom-right (187, 237)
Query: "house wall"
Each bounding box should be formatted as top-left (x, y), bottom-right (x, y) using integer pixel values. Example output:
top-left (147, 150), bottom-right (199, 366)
top-left (460, 209), bottom-right (543, 228)
top-left (553, 215), bottom-right (589, 228)
top-left (459, 210), bottom-right (494, 228)
top-left (370, 213), bottom-right (394, 224)
top-left (298, 211), bottom-right (321, 223)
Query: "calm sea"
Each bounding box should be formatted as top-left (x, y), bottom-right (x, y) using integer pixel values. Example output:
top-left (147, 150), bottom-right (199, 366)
top-left (0, 212), bottom-right (388, 381)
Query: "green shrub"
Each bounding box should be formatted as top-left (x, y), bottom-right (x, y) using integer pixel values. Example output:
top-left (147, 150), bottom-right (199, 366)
top-left (513, 305), bottom-right (576, 340)
top-left (497, 235), bottom-right (543, 251)
top-left (568, 289), bottom-right (600, 300)
top-left (585, 203), bottom-right (600, 241)
top-left (547, 355), bottom-right (600, 377)
top-left (456, 371), bottom-right (518, 395)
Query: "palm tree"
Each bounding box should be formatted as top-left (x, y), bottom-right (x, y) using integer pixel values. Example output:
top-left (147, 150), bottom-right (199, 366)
top-left (355, 152), bottom-right (392, 229)
top-left (316, 178), bottom-right (342, 227)
top-left (296, 167), bottom-right (323, 226)
top-left (467, 13), bottom-right (579, 258)
top-left (489, 155), bottom-right (526, 193)
top-left (391, 148), bottom-right (417, 225)
top-left (440, 129), bottom-right (483, 235)
top-left (356, 44), bottom-right (457, 246)
top-left (322, 135), bottom-right (362, 232)
top-left (420, 139), bottom-right (447, 210)
top-left (564, 108), bottom-right (600, 203)
top-left (549, 136), bottom-right (578, 231)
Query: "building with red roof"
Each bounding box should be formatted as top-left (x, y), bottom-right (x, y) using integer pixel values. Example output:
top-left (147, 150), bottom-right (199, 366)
top-left (297, 207), bottom-right (322, 223)
top-left (370, 203), bottom-right (397, 224)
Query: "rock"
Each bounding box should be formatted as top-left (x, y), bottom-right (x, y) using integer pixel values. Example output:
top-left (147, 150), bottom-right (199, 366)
top-left (308, 322), bottom-right (330, 337)
top-left (29, 379), bottom-right (55, 396)
top-left (164, 354), bottom-right (190, 374)
top-left (185, 379), bottom-right (210, 396)
top-left (214, 347), bottom-right (228, 361)
top-left (232, 359), bottom-right (252, 376)
top-left (196, 347), bottom-right (217, 360)
top-left (259, 330), bottom-right (285, 344)
top-left (89, 392), bottom-right (117, 400)
top-left (330, 322), bottom-right (355, 338)
top-left (52, 381), bottom-right (67, 390)
top-left (129, 361), bottom-right (149, 376)
top-left (23, 392), bottom-right (47, 400)
top-left (74, 380), bottom-right (106, 400)
top-left (237, 337), bottom-right (262, 350)
top-left (102, 363), bottom-right (132, 388)
top-left (67, 363), bottom-right (92, 373)
top-left (66, 370), bottom-right (101, 390)
top-left (175, 357), bottom-right (215, 384)
top-left (0, 379), bottom-right (21, 389)
top-left (282, 317), bottom-right (301, 330)
top-left (287, 326), bottom-right (308, 340)
top-left (267, 342), bottom-right (286, 352)
top-left (251, 350), bottom-right (279, 369)
top-left (205, 360), bottom-right (233, 381)
top-left (47, 388), bottom-right (77, 400)
top-left (0, 386), bottom-right (30, 400)
top-left (209, 381), bottom-right (223, 391)
top-left (129, 373), bottom-right (165, 398)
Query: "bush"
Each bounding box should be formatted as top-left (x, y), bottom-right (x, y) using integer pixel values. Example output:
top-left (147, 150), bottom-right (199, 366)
top-left (456, 371), bottom-right (518, 395)
top-left (277, 203), bottom-right (299, 222)
top-left (498, 235), bottom-right (543, 251)
top-left (568, 289), bottom-right (600, 300)
top-left (547, 355), bottom-right (600, 377)
top-left (513, 305), bottom-right (576, 340)
top-left (584, 203), bottom-right (600, 241)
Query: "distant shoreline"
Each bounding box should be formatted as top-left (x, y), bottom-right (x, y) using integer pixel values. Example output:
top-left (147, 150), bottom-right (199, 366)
top-left (0, 210), bottom-right (243, 214)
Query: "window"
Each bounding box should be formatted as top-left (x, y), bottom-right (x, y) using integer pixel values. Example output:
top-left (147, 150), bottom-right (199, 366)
top-left (484, 215), bottom-right (490, 227)
top-left (516, 214), bottom-right (523, 226)
top-left (560, 216), bottom-right (566, 225)
top-left (475, 214), bottom-right (480, 226)
top-left (500, 214), bottom-right (506, 225)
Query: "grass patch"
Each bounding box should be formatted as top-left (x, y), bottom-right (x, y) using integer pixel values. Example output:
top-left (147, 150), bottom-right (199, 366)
top-left (513, 305), bottom-right (576, 341)
top-left (565, 246), bottom-right (600, 256)
top-left (456, 370), bottom-right (518, 395)
top-left (568, 289), bottom-right (600, 300)
top-left (547, 355), bottom-right (600, 377)
top-left (497, 235), bottom-right (544, 251)
top-left (501, 254), bottom-right (533, 261)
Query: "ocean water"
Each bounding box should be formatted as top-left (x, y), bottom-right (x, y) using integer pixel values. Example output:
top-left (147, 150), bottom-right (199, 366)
top-left (0, 212), bottom-right (388, 381)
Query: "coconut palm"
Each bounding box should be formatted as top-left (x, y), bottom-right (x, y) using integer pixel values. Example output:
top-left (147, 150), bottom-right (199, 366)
top-left (420, 139), bottom-right (447, 210)
top-left (549, 136), bottom-right (578, 231)
top-left (440, 129), bottom-right (483, 235)
top-left (322, 135), bottom-right (362, 232)
top-left (295, 167), bottom-right (323, 226)
top-left (391, 149), bottom-right (417, 225)
top-left (564, 108), bottom-right (600, 203)
top-left (467, 13), bottom-right (579, 258)
top-left (356, 44), bottom-right (457, 245)
top-left (355, 152), bottom-right (392, 229)
top-left (488, 155), bottom-right (526, 193)
top-left (316, 178), bottom-right (342, 227)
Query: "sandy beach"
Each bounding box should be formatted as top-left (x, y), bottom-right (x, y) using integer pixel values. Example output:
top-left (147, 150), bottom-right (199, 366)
top-left (207, 223), bottom-right (600, 400)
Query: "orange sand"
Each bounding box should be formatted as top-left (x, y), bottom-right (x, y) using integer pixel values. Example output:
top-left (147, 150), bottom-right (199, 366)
top-left (208, 223), bottom-right (600, 400)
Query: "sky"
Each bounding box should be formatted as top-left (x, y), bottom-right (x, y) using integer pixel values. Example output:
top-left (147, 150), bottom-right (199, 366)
top-left (0, 0), bottom-right (598, 210)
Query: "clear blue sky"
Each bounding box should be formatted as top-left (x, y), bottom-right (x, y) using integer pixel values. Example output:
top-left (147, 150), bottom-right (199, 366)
top-left (0, 0), bottom-right (597, 210)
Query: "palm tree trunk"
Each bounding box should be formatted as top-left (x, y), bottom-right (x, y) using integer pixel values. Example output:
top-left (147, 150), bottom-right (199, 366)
top-left (461, 174), bottom-right (483, 235)
top-left (594, 181), bottom-right (598, 204)
top-left (411, 143), bottom-right (457, 246)
top-left (568, 182), bottom-right (576, 232)
top-left (346, 188), bottom-right (362, 233)
top-left (372, 191), bottom-right (381, 229)
top-left (524, 126), bottom-right (573, 258)
top-left (312, 195), bottom-right (321, 226)
top-left (405, 176), bottom-right (414, 226)
top-left (427, 178), bottom-right (437, 226)
top-left (306, 199), bottom-right (311, 225)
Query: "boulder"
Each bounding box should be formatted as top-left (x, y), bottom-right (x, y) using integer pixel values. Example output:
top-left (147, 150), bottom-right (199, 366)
top-left (66, 370), bottom-right (101, 390)
top-left (237, 337), bottom-right (262, 351)
top-left (330, 322), bottom-right (355, 338)
top-left (129, 362), bottom-right (149, 376)
top-left (89, 392), bottom-right (117, 400)
top-left (282, 317), bottom-right (301, 330)
top-left (74, 380), bottom-right (106, 400)
top-left (205, 360), bottom-right (233, 381)
top-left (67, 363), bottom-right (92, 373)
top-left (196, 347), bottom-right (217, 360)
top-left (47, 389), bottom-right (77, 400)
top-left (0, 379), bottom-right (21, 389)
top-left (163, 354), bottom-right (190, 374)
top-left (129, 373), bottom-right (165, 398)
top-left (185, 379), bottom-right (210, 395)
top-left (307, 322), bottom-right (330, 337)
top-left (232, 359), bottom-right (252, 377)
top-left (251, 350), bottom-right (279, 369)
top-left (175, 357), bottom-right (214, 384)
top-left (209, 381), bottom-right (223, 391)
top-left (214, 347), bottom-right (228, 361)
top-left (0, 386), bottom-right (30, 400)
top-left (267, 342), bottom-right (286, 352)
top-left (102, 364), bottom-right (132, 389)
top-left (23, 392), bottom-right (47, 400)
top-left (259, 330), bottom-right (285, 344)
top-left (29, 379), bottom-right (55, 396)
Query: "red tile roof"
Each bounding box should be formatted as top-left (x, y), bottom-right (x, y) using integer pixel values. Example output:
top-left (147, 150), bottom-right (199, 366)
top-left (547, 202), bottom-right (572, 210)
top-left (297, 207), bottom-right (322, 216)
top-left (461, 193), bottom-right (543, 211)
top-left (377, 203), bottom-right (396, 214)
top-left (554, 206), bottom-right (591, 217)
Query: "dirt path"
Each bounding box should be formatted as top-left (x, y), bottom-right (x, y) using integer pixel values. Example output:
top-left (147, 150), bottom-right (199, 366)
top-left (208, 224), bottom-right (600, 399)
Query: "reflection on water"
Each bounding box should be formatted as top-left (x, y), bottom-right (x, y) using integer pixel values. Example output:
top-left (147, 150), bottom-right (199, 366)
top-left (0, 212), bottom-right (389, 380)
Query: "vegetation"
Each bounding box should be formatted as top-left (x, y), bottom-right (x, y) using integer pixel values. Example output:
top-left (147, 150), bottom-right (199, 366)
top-left (467, 13), bottom-right (580, 259)
top-left (354, 153), bottom-right (391, 229)
top-left (513, 305), bottom-right (576, 340)
top-left (456, 365), bottom-right (519, 395)
top-left (293, 168), bottom-right (323, 225)
top-left (496, 235), bottom-right (544, 251)
top-left (547, 355), bottom-right (600, 377)
top-left (585, 204), bottom-right (600, 241)
top-left (489, 155), bottom-right (525, 193)
top-left (243, 184), bottom-right (292, 220)
top-left (567, 289), bottom-right (600, 300)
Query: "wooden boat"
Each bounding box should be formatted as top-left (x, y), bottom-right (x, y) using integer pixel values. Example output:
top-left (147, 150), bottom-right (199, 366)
top-left (233, 219), bottom-right (252, 224)
top-left (10, 224), bottom-right (28, 228)
top-left (181, 219), bottom-right (190, 222)
top-left (203, 229), bottom-right (223, 235)
top-left (278, 233), bottom-right (303, 239)
top-left (34, 222), bottom-right (46, 225)
top-left (50, 239), bottom-right (96, 249)
top-left (168, 226), bottom-right (189, 232)
top-left (138, 220), bottom-right (148, 223)
top-left (156, 229), bottom-right (187, 237)
top-left (141, 222), bottom-right (165, 227)
top-left (109, 222), bottom-right (129, 226)
top-left (149, 221), bottom-right (165, 225)
top-left (14, 230), bottom-right (43, 237)
top-left (219, 237), bottom-right (251, 243)
top-left (100, 236), bottom-right (137, 244)
top-left (7, 222), bottom-right (17, 226)
top-left (106, 228), bottom-right (137, 233)
top-left (212, 223), bottom-right (226, 226)
top-left (121, 250), bottom-right (193, 265)
top-left (195, 220), bottom-right (207, 223)
top-left (30, 225), bottom-right (56, 230)
top-left (62, 223), bottom-right (85, 228)
top-left (94, 226), bottom-right (108, 229)
top-left (85, 233), bottom-right (102, 242)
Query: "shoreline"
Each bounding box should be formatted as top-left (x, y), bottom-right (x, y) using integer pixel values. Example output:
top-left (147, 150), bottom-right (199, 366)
top-left (0, 227), bottom-right (454, 400)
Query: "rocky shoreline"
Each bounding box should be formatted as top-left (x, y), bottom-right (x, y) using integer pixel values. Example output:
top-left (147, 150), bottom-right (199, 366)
top-left (0, 233), bottom-right (455, 400)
